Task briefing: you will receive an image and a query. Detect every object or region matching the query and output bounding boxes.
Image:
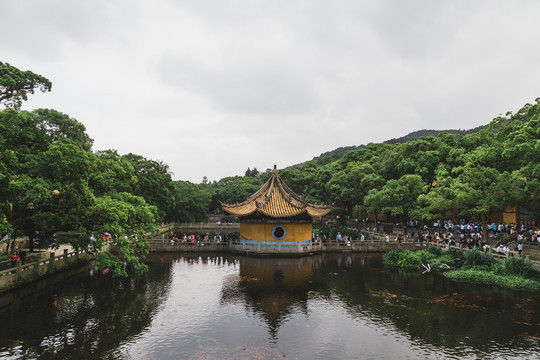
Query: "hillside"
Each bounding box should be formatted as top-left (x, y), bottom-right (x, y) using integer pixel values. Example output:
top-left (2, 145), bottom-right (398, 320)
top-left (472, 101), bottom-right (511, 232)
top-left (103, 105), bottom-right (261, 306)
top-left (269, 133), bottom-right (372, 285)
top-left (313, 124), bottom-right (489, 161)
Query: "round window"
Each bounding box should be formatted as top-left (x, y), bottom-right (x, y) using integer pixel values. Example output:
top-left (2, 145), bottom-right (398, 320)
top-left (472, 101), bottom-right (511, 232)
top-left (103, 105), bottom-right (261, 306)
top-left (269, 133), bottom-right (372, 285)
top-left (272, 225), bottom-right (286, 240)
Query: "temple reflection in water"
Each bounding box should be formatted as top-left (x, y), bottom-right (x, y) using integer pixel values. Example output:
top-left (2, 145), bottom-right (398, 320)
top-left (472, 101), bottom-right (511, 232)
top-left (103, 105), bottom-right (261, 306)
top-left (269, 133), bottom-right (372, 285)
top-left (220, 256), bottom-right (325, 339)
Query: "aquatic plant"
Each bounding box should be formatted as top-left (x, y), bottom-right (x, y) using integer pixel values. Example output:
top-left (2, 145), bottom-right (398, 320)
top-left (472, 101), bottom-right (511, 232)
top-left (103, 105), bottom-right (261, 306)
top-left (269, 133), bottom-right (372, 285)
top-left (444, 269), bottom-right (540, 291)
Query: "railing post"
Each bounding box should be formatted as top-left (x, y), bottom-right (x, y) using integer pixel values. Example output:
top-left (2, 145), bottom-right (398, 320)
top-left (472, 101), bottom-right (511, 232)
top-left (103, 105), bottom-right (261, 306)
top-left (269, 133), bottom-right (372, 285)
top-left (64, 249), bottom-right (69, 265)
top-left (49, 252), bottom-right (55, 272)
top-left (16, 260), bottom-right (22, 280)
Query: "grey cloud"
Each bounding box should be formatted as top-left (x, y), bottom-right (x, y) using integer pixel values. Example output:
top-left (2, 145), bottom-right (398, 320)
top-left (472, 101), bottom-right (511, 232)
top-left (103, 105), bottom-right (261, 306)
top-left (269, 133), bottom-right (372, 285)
top-left (156, 52), bottom-right (320, 115)
top-left (0, 0), bottom-right (139, 58)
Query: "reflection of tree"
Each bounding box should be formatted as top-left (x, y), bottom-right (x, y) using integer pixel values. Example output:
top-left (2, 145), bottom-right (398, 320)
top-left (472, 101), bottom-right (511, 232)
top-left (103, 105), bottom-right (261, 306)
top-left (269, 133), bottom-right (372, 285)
top-left (220, 256), bottom-right (327, 340)
top-left (316, 254), bottom-right (540, 356)
top-left (0, 257), bottom-right (174, 358)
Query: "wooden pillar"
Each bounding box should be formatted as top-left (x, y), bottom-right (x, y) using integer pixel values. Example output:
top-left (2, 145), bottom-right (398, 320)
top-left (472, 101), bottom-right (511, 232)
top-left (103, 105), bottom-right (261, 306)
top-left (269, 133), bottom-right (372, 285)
top-left (64, 249), bottom-right (69, 265)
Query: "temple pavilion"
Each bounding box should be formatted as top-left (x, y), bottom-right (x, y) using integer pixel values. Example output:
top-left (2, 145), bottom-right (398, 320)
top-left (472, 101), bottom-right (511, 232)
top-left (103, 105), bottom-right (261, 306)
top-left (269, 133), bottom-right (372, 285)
top-left (222, 166), bottom-right (331, 255)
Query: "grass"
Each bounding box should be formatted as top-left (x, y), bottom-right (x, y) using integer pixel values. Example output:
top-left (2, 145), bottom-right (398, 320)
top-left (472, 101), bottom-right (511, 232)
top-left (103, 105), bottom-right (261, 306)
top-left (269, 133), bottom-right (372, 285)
top-left (444, 269), bottom-right (540, 291)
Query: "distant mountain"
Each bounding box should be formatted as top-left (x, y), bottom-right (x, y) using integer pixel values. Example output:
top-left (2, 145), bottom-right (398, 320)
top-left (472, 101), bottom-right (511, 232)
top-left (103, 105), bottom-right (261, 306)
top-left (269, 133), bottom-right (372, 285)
top-left (312, 124), bottom-right (489, 162)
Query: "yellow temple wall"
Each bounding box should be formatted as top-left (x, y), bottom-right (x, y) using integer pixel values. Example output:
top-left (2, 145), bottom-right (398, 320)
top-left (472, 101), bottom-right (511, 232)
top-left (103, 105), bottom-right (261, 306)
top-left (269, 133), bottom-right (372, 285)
top-left (240, 223), bottom-right (312, 242)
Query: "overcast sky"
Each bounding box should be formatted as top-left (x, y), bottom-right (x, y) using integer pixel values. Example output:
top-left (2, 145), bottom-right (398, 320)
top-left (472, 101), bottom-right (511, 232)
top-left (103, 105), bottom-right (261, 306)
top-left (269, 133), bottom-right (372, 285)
top-left (2, 0), bottom-right (539, 183)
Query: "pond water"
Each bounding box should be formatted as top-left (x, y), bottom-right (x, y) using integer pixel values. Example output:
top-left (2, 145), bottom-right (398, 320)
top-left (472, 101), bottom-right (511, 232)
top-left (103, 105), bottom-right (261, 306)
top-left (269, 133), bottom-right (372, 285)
top-left (0, 253), bottom-right (538, 359)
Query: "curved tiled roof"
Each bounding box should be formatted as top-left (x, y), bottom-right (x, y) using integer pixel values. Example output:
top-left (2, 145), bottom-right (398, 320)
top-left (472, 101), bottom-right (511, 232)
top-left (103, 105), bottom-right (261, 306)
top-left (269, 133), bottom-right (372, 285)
top-left (222, 167), bottom-right (331, 218)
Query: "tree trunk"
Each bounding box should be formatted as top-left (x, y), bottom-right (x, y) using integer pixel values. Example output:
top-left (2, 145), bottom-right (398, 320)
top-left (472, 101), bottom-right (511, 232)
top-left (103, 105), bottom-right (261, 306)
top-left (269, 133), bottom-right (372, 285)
top-left (8, 230), bottom-right (17, 254)
top-left (373, 212), bottom-right (379, 232)
top-left (480, 216), bottom-right (489, 245)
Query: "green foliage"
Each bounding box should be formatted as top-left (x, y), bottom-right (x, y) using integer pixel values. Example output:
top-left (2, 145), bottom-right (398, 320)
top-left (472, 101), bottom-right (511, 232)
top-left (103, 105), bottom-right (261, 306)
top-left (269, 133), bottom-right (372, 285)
top-left (383, 249), bottom-right (454, 271)
top-left (463, 249), bottom-right (495, 268)
top-left (490, 262), bottom-right (506, 275)
top-left (503, 257), bottom-right (534, 278)
top-left (210, 176), bottom-right (263, 209)
top-left (0, 62), bottom-right (160, 277)
top-left (0, 61), bottom-right (52, 108)
top-left (170, 180), bottom-right (211, 222)
top-left (430, 254), bottom-right (454, 268)
top-left (95, 235), bottom-right (149, 278)
top-left (397, 251), bottom-right (424, 270)
top-left (312, 225), bottom-right (363, 240)
top-left (122, 153), bottom-right (175, 221)
top-left (383, 250), bottom-right (402, 267)
top-left (427, 245), bottom-right (444, 256)
top-left (444, 269), bottom-right (540, 291)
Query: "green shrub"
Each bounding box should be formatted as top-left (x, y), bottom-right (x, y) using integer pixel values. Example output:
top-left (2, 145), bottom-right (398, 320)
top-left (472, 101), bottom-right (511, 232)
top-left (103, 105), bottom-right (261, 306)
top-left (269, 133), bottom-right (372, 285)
top-left (414, 250), bottom-right (436, 264)
top-left (430, 254), bottom-right (455, 268)
top-left (504, 257), bottom-right (534, 278)
top-left (398, 251), bottom-right (423, 270)
top-left (427, 245), bottom-right (444, 256)
top-left (383, 250), bottom-right (403, 267)
top-left (384, 249), bottom-right (454, 271)
top-left (490, 262), bottom-right (505, 275)
top-left (463, 249), bottom-right (495, 268)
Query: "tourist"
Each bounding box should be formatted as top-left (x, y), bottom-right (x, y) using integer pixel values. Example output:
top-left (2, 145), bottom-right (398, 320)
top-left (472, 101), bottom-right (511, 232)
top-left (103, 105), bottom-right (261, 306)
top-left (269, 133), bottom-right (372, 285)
top-left (503, 245), bottom-right (510, 256)
top-left (385, 234), bottom-right (389, 243)
top-left (360, 234), bottom-right (365, 243)
top-left (336, 232), bottom-right (342, 243)
top-left (9, 251), bottom-right (19, 268)
top-left (18, 249), bottom-right (27, 264)
top-left (517, 242), bottom-right (523, 257)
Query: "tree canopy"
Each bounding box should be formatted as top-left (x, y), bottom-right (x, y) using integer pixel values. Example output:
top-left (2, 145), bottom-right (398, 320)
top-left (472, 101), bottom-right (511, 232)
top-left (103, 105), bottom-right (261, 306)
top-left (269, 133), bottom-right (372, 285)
top-left (0, 62), bottom-right (52, 108)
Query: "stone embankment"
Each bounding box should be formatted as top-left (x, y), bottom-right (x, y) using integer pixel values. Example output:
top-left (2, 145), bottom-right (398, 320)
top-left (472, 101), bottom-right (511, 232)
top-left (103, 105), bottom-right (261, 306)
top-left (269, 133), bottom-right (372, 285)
top-left (0, 245), bottom-right (98, 293)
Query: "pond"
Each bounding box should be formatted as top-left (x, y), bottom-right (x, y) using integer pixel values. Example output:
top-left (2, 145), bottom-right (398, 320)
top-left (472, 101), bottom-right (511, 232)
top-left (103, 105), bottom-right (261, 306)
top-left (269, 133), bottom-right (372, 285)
top-left (0, 253), bottom-right (538, 359)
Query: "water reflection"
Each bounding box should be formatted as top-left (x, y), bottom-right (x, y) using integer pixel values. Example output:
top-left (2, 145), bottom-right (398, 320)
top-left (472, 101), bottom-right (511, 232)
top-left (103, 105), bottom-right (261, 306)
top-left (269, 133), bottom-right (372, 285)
top-left (220, 256), bottom-right (321, 340)
top-left (0, 253), bottom-right (538, 359)
top-left (220, 253), bottom-right (540, 359)
top-left (0, 260), bottom-right (174, 359)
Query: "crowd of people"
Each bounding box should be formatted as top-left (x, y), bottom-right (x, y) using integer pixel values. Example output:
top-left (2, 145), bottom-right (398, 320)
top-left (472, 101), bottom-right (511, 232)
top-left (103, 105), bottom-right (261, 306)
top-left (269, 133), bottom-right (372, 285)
top-left (167, 233), bottom-right (230, 245)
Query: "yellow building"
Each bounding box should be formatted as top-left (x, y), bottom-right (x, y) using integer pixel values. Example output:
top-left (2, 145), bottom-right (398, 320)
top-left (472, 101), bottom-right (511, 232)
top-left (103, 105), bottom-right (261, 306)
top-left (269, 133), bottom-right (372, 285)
top-left (222, 166), bottom-right (331, 255)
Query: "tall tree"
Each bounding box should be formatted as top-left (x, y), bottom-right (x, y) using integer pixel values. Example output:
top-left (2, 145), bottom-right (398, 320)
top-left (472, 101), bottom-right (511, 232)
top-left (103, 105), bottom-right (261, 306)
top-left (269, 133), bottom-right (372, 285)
top-left (122, 153), bottom-right (175, 221)
top-left (0, 62), bottom-right (52, 108)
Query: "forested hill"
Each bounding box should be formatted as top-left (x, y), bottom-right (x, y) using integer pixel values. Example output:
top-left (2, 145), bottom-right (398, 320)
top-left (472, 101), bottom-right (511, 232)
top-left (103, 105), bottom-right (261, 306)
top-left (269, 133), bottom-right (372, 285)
top-left (313, 124), bottom-right (489, 161)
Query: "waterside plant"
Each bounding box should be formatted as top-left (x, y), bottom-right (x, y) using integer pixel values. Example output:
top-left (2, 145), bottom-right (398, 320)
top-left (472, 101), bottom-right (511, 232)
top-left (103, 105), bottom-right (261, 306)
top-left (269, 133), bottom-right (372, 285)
top-left (383, 247), bottom-right (540, 291)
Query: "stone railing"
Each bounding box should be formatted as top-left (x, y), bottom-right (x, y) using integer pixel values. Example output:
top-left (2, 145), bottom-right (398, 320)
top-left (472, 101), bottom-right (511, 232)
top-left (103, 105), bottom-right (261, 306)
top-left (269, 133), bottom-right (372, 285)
top-left (147, 239), bottom-right (230, 252)
top-left (0, 249), bottom-right (94, 292)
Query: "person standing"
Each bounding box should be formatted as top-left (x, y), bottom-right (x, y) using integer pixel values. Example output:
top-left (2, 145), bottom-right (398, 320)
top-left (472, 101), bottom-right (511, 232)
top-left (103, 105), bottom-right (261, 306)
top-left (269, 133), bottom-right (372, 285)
top-left (517, 242), bottom-right (523, 257)
top-left (9, 251), bottom-right (19, 268)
